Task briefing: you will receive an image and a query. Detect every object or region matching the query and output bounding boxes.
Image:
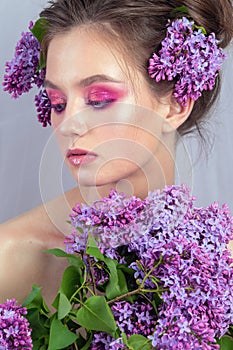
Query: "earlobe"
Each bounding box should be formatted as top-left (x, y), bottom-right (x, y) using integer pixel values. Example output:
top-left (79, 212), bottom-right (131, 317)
top-left (162, 97), bottom-right (194, 133)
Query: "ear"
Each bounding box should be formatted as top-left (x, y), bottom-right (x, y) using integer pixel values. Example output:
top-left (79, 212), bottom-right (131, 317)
top-left (162, 96), bottom-right (194, 133)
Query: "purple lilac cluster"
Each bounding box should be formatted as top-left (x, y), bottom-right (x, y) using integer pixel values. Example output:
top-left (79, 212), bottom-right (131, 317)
top-left (148, 17), bottom-right (226, 106)
top-left (131, 237), bottom-right (233, 349)
top-left (92, 301), bottom-right (156, 349)
top-left (2, 22), bottom-right (51, 127)
top-left (0, 299), bottom-right (32, 349)
top-left (67, 184), bottom-right (233, 349)
top-left (34, 88), bottom-right (51, 127)
top-left (3, 22), bottom-right (43, 98)
top-left (67, 189), bottom-right (145, 257)
top-left (129, 187), bottom-right (233, 348)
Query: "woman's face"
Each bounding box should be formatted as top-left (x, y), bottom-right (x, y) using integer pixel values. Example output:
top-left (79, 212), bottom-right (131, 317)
top-left (45, 27), bottom-right (173, 191)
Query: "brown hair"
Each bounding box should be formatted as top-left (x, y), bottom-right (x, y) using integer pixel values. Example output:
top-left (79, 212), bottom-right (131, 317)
top-left (40, 0), bottom-right (233, 136)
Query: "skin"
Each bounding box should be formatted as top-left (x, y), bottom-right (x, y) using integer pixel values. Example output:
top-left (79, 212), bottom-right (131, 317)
top-left (45, 27), bottom-right (193, 203)
top-left (0, 26), bottom-right (195, 306)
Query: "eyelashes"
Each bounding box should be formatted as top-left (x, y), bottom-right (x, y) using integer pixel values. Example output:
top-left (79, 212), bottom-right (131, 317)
top-left (47, 92), bottom-right (67, 114)
top-left (47, 86), bottom-right (124, 115)
top-left (51, 103), bottom-right (67, 114)
top-left (85, 89), bottom-right (117, 110)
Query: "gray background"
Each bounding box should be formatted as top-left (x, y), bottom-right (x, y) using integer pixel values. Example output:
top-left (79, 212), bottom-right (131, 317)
top-left (0, 0), bottom-right (233, 222)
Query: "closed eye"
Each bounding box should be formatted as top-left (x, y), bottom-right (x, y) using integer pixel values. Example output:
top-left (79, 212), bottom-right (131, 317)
top-left (86, 99), bottom-right (115, 109)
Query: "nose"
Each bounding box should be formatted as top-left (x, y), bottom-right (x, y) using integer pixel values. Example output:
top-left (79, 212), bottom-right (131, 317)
top-left (58, 101), bottom-right (88, 137)
top-left (58, 115), bottom-right (88, 137)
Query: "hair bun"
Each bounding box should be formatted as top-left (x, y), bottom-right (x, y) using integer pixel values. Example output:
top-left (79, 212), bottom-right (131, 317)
top-left (182, 0), bottom-right (233, 48)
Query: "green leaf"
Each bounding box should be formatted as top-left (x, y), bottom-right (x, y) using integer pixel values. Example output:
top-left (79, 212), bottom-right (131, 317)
top-left (194, 25), bottom-right (207, 35)
top-left (172, 5), bottom-right (189, 15)
top-left (45, 248), bottom-right (68, 257)
top-left (30, 18), bottom-right (48, 43)
top-left (218, 335), bottom-right (233, 349)
top-left (30, 18), bottom-right (48, 71)
top-left (32, 340), bottom-right (47, 350)
top-left (23, 285), bottom-right (49, 313)
top-left (57, 292), bottom-right (72, 320)
top-left (106, 263), bottom-right (128, 299)
top-left (23, 285), bottom-right (42, 307)
top-left (26, 308), bottom-right (49, 340)
top-left (78, 332), bottom-right (93, 350)
top-left (59, 265), bottom-right (82, 300)
top-left (45, 248), bottom-right (85, 269)
top-left (47, 319), bottom-right (78, 350)
top-left (77, 226), bottom-right (84, 234)
top-left (123, 334), bottom-right (152, 350)
top-left (86, 236), bottom-right (105, 260)
top-left (76, 296), bottom-right (117, 336)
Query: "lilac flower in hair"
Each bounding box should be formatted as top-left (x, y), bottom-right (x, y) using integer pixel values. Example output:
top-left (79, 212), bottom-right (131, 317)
top-left (35, 88), bottom-right (51, 127)
top-left (148, 17), bottom-right (226, 106)
top-left (2, 21), bottom-right (51, 127)
top-left (3, 22), bottom-right (44, 98)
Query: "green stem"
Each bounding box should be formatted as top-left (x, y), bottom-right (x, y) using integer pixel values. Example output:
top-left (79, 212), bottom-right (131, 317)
top-left (70, 266), bottom-right (87, 302)
top-left (107, 286), bottom-right (166, 305)
top-left (88, 256), bottom-right (97, 295)
top-left (107, 255), bottom-right (165, 305)
top-left (107, 288), bottom-right (141, 305)
top-left (140, 254), bottom-right (163, 288)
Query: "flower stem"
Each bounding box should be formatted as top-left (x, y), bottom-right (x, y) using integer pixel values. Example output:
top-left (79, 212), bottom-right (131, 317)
top-left (107, 288), bottom-right (141, 305)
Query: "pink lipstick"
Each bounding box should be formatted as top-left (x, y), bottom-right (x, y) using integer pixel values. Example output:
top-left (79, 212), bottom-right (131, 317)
top-left (66, 148), bottom-right (97, 166)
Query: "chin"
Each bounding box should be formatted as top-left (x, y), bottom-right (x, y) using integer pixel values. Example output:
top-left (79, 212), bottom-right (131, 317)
top-left (72, 169), bottom-right (131, 188)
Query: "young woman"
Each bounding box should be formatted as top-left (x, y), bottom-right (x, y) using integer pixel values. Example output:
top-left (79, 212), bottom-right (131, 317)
top-left (0, 0), bottom-right (232, 306)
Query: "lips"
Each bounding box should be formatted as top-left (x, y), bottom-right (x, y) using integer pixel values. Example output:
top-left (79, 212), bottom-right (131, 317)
top-left (66, 148), bottom-right (97, 166)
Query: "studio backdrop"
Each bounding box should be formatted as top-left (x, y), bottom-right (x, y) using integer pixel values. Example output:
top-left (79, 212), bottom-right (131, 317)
top-left (0, 0), bottom-right (233, 223)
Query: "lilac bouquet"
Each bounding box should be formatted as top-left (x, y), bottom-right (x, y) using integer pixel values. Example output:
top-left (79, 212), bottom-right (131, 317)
top-left (16, 184), bottom-right (232, 350)
top-left (0, 185), bottom-right (232, 349)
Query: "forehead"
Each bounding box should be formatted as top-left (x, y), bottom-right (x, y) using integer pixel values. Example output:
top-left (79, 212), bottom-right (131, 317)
top-left (46, 27), bottom-right (129, 84)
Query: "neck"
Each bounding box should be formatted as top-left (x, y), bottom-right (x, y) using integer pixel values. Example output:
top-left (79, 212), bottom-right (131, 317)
top-left (79, 136), bottom-right (176, 204)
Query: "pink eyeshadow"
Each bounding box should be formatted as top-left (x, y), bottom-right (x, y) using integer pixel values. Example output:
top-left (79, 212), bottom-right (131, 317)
top-left (46, 88), bottom-right (66, 104)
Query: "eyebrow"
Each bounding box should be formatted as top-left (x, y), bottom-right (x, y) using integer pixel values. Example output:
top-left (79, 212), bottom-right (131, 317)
top-left (44, 74), bottom-right (123, 90)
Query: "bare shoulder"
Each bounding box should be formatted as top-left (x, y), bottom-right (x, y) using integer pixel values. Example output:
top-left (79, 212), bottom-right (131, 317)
top-left (227, 240), bottom-right (233, 259)
top-left (0, 187), bottom-right (83, 306)
top-left (0, 205), bottom-right (70, 306)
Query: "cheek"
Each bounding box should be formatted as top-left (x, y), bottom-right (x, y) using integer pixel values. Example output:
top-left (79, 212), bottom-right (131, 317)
top-left (51, 112), bottom-right (59, 129)
top-left (51, 113), bottom-right (60, 130)
top-left (90, 124), bottom-right (137, 151)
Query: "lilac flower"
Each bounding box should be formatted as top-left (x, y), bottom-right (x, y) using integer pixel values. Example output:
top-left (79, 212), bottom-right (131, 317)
top-left (91, 301), bottom-right (156, 349)
top-left (3, 22), bottom-right (44, 99)
top-left (91, 334), bottom-right (125, 350)
top-left (0, 299), bottom-right (32, 350)
top-left (34, 88), bottom-right (51, 127)
top-left (67, 184), bottom-right (233, 349)
top-left (2, 21), bottom-right (51, 127)
top-left (128, 206), bottom-right (233, 348)
top-left (148, 17), bottom-right (226, 106)
top-left (66, 189), bottom-right (145, 253)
